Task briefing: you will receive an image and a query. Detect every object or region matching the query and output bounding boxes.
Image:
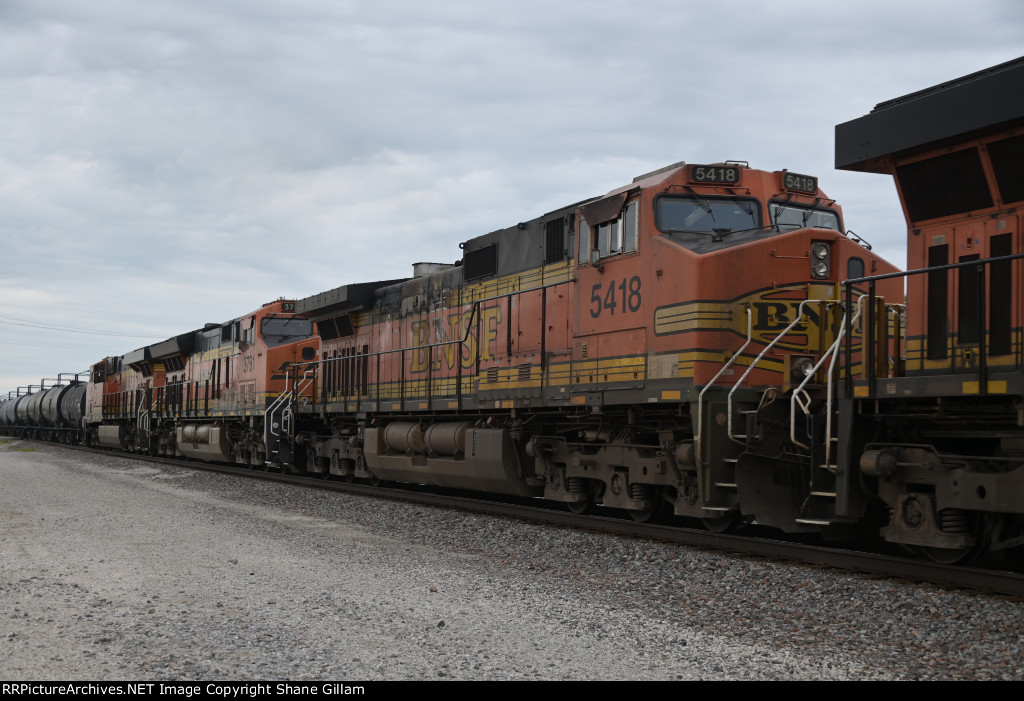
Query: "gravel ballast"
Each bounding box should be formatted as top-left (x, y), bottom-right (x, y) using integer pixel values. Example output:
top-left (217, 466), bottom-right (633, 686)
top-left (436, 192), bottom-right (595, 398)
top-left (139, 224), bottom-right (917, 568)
top-left (1, 440), bottom-right (1021, 681)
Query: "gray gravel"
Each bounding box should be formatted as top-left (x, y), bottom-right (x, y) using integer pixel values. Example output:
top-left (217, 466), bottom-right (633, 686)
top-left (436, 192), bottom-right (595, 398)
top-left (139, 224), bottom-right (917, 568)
top-left (1, 440), bottom-right (1021, 680)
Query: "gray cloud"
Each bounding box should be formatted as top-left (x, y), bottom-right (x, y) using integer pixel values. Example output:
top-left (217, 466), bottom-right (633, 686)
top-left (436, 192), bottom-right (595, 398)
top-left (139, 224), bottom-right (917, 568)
top-left (1, 0), bottom-right (1022, 390)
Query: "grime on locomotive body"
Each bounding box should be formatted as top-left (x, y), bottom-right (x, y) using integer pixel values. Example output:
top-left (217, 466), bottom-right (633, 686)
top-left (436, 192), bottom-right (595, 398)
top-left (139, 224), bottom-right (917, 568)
top-left (835, 57), bottom-right (1024, 561)
top-left (287, 160), bottom-right (904, 534)
top-left (82, 299), bottom-right (320, 464)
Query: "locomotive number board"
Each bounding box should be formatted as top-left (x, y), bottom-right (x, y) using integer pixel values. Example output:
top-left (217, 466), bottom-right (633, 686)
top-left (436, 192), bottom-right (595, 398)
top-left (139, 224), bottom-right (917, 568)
top-left (689, 164), bottom-right (741, 185)
top-left (782, 172), bottom-right (817, 194)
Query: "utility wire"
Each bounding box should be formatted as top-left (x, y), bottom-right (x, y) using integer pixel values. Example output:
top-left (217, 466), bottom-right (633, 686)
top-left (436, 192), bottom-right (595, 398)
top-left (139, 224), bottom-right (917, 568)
top-left (0, 315), bottom-right (163, 339)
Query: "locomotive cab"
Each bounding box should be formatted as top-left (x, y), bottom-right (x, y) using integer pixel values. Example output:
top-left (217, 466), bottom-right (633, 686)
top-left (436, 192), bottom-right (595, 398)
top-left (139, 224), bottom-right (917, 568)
top-left (566, 161), bottom-right (901, 527)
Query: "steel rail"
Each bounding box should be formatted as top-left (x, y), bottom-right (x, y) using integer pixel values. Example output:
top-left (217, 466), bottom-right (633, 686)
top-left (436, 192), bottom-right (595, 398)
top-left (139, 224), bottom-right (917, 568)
top-left (17, 440), bottom-right (1024, 599)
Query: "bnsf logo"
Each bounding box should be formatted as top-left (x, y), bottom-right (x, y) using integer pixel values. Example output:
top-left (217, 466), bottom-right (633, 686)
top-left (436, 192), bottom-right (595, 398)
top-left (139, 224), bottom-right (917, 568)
top-left (751, 302), bottom-right (819, 331)
top-left (654, 288), bottom-right (829, 344)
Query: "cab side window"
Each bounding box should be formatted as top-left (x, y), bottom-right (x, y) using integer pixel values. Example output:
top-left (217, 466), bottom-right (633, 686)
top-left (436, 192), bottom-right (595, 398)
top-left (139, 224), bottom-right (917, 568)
top-left (581, 200), bottom-right (638, 263)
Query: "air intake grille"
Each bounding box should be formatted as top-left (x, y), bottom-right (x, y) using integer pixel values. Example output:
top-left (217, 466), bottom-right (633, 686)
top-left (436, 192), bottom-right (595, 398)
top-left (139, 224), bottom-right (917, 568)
top-left (545, 219), bottom-right (566, 264)
top-left (464, 244), bottom-right (498, 281)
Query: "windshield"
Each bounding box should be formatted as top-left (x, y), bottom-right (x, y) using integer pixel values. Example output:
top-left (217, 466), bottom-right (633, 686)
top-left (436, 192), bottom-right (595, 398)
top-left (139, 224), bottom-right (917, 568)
top-left (656, 195), bottom-right (761, 235)
top-left (261, 317), bottom-right (314, 348)
top-left (769, 202), bottom-right (841, 231)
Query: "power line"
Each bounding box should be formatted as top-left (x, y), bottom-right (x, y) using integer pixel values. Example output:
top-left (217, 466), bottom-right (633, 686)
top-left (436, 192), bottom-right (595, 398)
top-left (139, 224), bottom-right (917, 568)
top-left (0, 315), bottom-right (163, 339)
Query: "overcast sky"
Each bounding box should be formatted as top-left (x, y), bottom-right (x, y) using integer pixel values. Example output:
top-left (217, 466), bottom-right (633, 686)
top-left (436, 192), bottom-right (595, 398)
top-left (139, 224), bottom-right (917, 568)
top-left (1, 0), bottom-right (1022, 393)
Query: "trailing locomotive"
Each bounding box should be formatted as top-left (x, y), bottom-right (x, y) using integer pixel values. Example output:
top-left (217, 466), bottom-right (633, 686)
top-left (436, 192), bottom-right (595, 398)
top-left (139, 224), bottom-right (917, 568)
top-left (81, 299), bottom-right (321, 464)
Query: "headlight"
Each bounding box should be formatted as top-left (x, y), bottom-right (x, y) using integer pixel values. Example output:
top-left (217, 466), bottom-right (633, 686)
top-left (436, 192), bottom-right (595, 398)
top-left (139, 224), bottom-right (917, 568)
top-left (792, 357), bottom-right (816, 379)
top-left (810, 242), bottom-right (831, 279)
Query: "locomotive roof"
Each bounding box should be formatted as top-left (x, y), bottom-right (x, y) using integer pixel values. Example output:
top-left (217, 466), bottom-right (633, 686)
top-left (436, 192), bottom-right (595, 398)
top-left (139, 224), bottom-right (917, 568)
top-left (294, 279), bottom-right (407, 318)
top-left (835, 56), bottom-right (1024, 173)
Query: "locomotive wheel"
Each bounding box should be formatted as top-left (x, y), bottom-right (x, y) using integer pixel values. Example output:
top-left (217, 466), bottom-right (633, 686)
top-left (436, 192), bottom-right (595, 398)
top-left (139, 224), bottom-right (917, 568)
top-left (701, 513), bottom-right (742, 533)
top-left (901, 513), bottom-right (987, 564)
top-left (919, 546), bottom-right (981, 565)
top-left (565, 480), bottom-right (599, 515)
top-left (627, 488), bottom-right (666, 523)
top-left (567, 498), bottom-right (593, 515)
top-left (627, 505), bottom-right (658, 523)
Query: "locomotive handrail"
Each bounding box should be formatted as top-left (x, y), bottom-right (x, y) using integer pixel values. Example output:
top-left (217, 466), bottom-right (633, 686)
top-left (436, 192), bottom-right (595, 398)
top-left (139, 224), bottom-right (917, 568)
top-left (695, 308), bottom-right (752, 471)
top-left (843, 250), bottom-right (1024, 398)
top-left (790, 296), bottom-right (903, 467)
top-left (136, 392), bottom-right (150, 449)
top-left (306, 299), bottom-right (483, 413)
top-left (304, 276), bottom-right (572, 414)
top-left (790, 294), bottom-right (867, 452)
top-left (263, 364), bottom-right (317, 465)
top-left (726, 298), bottom-right (833, 446)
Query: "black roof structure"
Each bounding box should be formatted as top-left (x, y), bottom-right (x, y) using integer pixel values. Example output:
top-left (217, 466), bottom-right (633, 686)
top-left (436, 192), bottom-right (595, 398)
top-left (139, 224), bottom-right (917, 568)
top-left (835, 57), bottom-right (1024, 173)
top-left (295, 280), bottom-right (407, 319)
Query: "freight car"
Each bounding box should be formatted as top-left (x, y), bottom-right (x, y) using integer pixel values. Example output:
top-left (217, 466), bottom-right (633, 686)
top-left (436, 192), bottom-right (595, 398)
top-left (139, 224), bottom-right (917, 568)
top-left (832, 57), bottom-right (1024, 562)
top-left (0, 377), bottom-right (86, 444)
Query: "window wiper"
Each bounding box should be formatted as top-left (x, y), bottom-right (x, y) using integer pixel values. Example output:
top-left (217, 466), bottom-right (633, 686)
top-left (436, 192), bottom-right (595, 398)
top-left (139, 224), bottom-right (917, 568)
top-left (727, 224), bottom-right (775, 236)
top-left (666, 227), bottom-right (716, 238)
top-left (666, 224), bottom-right (775, 242)
top-left (684, 187), bottom-right (716, 220)
top-left (772, 204), bottom-right (817, 230)
top-left (733, 199), bottom-right (754, 217)
top-left (771, 204), bottom-right (787, 230)
top-left (665, 227), bottom-right (733, 242)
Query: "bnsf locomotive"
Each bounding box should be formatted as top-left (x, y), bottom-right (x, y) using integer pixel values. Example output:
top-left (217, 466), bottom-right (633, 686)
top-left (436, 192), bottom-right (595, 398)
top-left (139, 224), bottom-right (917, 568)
top-left (81, 299), bottom-right (320, 465)
top-left (287, 161), bottom-right (901, 538)
top-left (832, 57), bottom-right (1024, 562)
top-left (4, 58), bottom-right (1024, 564)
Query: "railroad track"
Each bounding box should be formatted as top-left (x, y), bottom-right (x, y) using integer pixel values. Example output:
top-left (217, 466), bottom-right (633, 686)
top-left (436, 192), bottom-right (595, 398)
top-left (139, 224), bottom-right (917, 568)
top-left (19, 440), bottom-right (1024, 598)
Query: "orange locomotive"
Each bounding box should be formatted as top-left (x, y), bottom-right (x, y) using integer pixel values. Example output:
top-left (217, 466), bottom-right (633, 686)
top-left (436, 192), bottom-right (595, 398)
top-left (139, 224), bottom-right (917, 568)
top-left (11, 60), bottom-right (1024, 563)
top-left (835, 57), bottom-right (1024, 561)
top-left (287, 161), bottom-right (903, 531)
top-left (84, 299), bottom-right (318, 464)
